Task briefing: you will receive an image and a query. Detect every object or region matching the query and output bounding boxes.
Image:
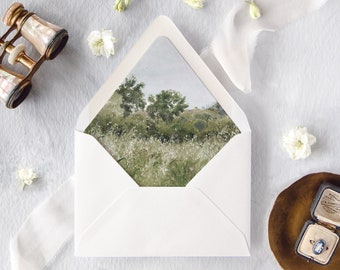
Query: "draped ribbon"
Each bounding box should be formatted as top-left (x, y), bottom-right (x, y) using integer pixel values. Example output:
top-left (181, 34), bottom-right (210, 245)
top-left (201, 0), bottom-right (329, 93)
top-left (10, 180), bottom-right (74, 270)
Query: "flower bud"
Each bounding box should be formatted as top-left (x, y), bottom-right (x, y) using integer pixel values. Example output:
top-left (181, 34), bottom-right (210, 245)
top-left (246, 0), bottom-right (261, 20)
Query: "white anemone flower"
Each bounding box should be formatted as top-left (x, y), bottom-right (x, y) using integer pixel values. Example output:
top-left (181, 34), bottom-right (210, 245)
top-left (87, 30), bottom-right (116, 58)
top-left (282, 127), bottom-right (316, 160)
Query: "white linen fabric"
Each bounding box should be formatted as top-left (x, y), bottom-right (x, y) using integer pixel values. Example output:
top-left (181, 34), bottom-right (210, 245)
top-left (10, 180), bottom-right (74, 270)
top-left (2, 0), bottom-right (337, 269)
top-left (204, 0), bottom-right (329, 93)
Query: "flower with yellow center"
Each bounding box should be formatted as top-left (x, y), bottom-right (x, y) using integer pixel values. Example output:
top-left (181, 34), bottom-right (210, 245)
top-left (87, 30), bottom-right (116, 58)
top-left (282, 127), bottom-right (316, 160)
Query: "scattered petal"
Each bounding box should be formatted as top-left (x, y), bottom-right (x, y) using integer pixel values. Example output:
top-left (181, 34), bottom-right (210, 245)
top-left (87, 30), bottom-right (116, 58)
top-left (282, 127), bottom-right (316, 160)
top-left (17, 168), bottom-right (38, 191)
top-left (184, 0), bottom-right (204, 9)
top-left (246, 0), bottom-right (261, 20)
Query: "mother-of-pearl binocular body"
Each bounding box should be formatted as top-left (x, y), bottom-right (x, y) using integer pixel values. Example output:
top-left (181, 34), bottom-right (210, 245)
top-left (0, 2), bottom-right (68, 108)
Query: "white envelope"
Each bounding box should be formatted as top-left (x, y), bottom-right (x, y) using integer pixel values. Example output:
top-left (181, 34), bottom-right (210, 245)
top-left (74, 16), bottom-right (251, 257)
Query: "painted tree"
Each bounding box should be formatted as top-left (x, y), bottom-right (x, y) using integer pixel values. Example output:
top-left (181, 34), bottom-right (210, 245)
top-left (208, 102), bottom-right (227, 116)
top-left (116, 75), bottom-right (146, 117)
top-left (147, 90), bottom-right (189, 123)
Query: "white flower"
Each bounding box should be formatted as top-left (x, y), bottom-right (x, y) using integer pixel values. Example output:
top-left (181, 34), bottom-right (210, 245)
top-left (282, 127), bottom-right (316, 160)
top-left (184, 0), bottom-right (204, 9)
top-left (87, 30), bottom-right (116, 58)
top-left (17, 168), bottom-right (38, 190)
top-left (246, 0), bottom-right (261, 20)
top-left (114, 0), bottom-right (130, 12)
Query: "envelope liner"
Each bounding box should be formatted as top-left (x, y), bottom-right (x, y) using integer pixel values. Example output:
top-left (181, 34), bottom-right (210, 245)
top-left (85, 37), bottom-right (240, 187)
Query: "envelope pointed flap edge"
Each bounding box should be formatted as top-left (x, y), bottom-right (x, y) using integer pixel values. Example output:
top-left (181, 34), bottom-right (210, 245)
top-left (187, 131), bottom-right (251, 248)
top-left (74, 131), bottom-right (138, 244)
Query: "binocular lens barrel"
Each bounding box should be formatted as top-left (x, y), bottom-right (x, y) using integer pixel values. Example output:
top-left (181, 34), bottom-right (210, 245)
top-left (0, 67), bottom-right (31, 108)
top-left (7, 81), bottom-right (31, 108)
top-left (21, 14), bottom-right (68, 60)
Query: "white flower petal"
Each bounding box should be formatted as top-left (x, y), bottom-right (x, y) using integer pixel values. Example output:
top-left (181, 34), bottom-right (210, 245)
top-left (24, 179), bottom-right (34, 186)
top-left (282, 127), bottom-right (316, 160)
top-left (87, 30), bottom-right (116, 58)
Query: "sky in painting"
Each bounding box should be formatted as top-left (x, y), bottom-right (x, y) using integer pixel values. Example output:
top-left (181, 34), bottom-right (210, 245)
top-left (127, 37), bottom-right (217, 109)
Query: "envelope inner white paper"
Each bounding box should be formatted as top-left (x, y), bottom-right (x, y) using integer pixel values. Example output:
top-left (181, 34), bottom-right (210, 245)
top-left (85, 37), bottom-right (240, 187)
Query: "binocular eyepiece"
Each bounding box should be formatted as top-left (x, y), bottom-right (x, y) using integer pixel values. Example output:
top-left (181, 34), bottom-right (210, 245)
top-left (0, 2), bottom-right (68, 108)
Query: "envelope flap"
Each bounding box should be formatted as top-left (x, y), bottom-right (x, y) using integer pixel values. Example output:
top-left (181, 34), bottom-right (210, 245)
top-left (74, 131), bottom-right (138, 242)
top-left (76, 188), bottom-right (250, 256)
top-left (187, 131), bottom-right (251, 246)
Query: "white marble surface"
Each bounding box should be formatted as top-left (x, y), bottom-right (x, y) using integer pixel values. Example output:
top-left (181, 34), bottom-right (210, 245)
top-left (1, 0), bottom-right (340, 269)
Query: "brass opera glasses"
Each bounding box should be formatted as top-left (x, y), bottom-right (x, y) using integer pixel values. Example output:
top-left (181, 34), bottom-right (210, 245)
top-left (0, 2), bottom-right (68, 108)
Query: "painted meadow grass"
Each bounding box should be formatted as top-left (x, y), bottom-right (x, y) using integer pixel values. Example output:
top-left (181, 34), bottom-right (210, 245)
top-left (85, 75), bottom-right (240, 187)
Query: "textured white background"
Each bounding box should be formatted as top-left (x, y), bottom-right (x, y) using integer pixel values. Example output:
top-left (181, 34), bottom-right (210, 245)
top-left (1, 0), bottom-right (340, 269)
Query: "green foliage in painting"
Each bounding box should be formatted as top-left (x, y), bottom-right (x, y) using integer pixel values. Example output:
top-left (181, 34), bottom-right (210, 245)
top-left (147, 90), bottom-right (189, 123)
top-left (116, 75), bottom-right (147, 117)
top-left (85, 75), bottom-right (240, 187)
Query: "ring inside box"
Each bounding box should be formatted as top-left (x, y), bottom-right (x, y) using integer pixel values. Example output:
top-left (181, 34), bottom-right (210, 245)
top-left (296, 223), bottom-right (339, 265)
top-left (295, 184), bottom-right (340, 265)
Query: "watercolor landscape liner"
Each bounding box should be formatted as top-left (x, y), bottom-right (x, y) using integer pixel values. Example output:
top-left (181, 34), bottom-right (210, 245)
top-left (85, 37), bottom-right (240, 187)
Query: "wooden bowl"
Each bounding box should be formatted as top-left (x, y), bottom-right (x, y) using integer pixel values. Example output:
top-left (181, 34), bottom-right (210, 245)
top-left (268, 172), bottom-right (340, 269)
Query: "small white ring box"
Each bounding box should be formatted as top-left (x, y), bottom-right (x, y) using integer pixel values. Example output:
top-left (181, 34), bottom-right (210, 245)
top-left (295, 183), bottom-right (340, 265)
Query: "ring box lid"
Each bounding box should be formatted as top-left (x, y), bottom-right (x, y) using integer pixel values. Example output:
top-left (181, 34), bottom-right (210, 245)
top-left (311, 183), bottom-right (340, 229)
